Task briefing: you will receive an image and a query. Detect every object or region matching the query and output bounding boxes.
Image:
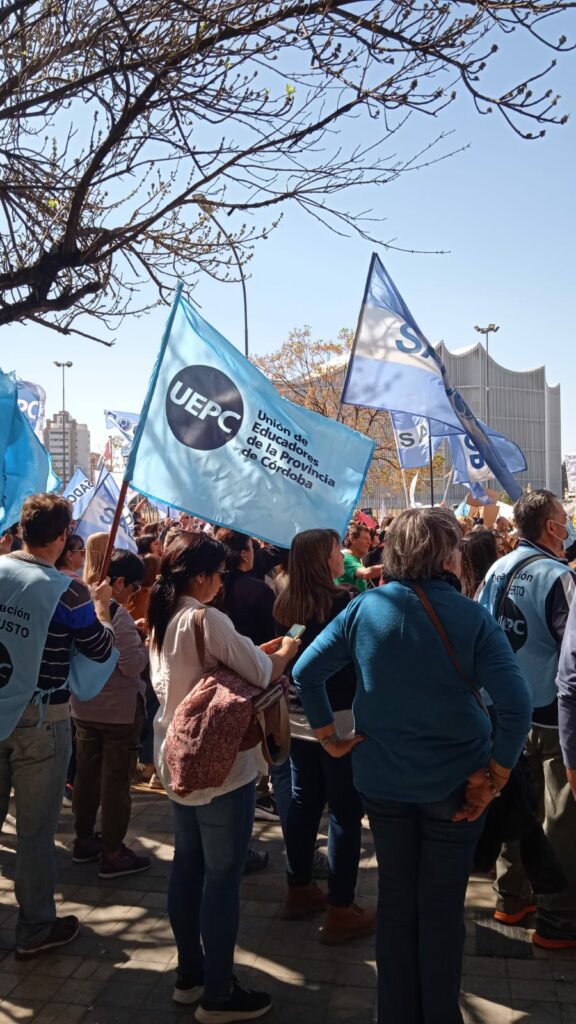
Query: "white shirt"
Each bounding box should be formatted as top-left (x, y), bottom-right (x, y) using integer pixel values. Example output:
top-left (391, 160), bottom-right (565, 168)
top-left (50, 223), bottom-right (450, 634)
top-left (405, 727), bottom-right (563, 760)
top-left (150, 596), bottom-right (272, 805)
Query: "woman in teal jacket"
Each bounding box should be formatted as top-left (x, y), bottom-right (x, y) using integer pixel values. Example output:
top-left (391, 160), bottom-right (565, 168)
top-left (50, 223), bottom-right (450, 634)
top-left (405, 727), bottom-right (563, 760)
top-left (293, 507), bottom-right (531, 1024)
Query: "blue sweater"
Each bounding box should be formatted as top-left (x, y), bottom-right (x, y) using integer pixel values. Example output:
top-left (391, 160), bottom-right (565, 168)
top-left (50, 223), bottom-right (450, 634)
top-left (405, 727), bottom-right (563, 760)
top-left (292, 580), bottom-right (531, 803)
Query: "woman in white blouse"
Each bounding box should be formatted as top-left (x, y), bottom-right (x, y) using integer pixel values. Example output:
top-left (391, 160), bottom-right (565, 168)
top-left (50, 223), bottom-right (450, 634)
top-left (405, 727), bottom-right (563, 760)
top-left (147, 532), bottom-right (298, 1024)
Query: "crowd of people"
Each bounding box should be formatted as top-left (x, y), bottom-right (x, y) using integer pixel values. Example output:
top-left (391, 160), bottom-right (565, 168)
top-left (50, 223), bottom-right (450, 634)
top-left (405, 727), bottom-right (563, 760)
top-left (1, 488), bottom-right (576, 1024)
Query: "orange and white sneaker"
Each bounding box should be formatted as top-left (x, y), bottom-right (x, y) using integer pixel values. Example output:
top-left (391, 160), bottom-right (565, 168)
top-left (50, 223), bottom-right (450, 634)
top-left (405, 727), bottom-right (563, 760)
top-left (493, 905), bottom-right (537, 926)
top-left (532, 926), bottom-right (576, 950)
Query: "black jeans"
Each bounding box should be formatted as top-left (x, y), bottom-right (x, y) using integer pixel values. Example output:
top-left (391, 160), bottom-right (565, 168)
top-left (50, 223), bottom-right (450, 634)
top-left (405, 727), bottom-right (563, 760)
top-left (286, 738), bottom-right (363, 906)
top-left (363, 785), bottom-right (484, 1024)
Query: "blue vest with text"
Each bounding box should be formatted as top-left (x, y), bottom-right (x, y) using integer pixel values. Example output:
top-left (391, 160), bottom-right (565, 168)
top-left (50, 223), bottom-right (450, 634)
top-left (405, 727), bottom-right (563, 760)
top-left (479, 545), bottom-right (573, 710)
top-left (0, 557), bottom-right (117, 739)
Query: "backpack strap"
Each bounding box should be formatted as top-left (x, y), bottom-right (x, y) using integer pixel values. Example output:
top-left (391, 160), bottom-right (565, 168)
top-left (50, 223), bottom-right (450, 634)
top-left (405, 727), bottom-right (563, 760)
top-left (191, 607), bottom-right (207, 669)
top-left (411, 583), bottom-right (488, 715)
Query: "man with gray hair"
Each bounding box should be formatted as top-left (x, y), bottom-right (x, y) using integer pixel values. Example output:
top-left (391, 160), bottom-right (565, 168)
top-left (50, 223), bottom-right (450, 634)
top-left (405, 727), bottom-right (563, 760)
top-left (479, 489), bottom-right (576, 949)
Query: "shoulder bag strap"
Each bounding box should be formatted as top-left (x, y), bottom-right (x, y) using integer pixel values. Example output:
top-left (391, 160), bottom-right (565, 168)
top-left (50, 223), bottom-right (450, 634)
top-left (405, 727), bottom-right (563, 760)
top-left (411, 583), bottom-right (488, 715)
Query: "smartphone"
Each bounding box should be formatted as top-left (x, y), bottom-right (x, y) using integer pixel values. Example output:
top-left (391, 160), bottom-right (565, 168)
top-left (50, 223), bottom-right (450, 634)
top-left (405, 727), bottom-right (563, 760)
top-left (287, 624), bottom-right (306, 640)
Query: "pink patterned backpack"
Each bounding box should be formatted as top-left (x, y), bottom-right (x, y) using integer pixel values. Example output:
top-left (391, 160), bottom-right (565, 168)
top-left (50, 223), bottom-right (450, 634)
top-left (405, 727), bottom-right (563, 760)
top-left (164, 609), bottom-right (290, 797)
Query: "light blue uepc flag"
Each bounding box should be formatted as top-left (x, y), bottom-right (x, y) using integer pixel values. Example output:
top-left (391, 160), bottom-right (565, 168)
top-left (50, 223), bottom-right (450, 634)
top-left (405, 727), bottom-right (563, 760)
top-left (125, 289), bottom-right (375, 547)
top-left (0, 371), bottom-right (59, 528)
top-left (342, 254), bottom-right (524, 500)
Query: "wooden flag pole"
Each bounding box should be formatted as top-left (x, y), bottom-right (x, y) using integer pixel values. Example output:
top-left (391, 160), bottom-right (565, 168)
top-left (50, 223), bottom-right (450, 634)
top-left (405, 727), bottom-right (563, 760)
top-left (98, 479), bottom-right (131, 582)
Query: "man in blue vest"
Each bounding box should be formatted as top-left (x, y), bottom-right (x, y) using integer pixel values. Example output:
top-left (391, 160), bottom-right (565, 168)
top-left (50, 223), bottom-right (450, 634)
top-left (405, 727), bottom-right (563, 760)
top-left (479, 489), bottom-right (576, 949)
top-left (0, 493), bottom-right (116, 959)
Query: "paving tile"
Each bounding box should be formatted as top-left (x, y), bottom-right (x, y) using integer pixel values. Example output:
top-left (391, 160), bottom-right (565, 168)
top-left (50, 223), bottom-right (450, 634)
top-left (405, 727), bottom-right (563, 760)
top-left (0, 975), bottom-right (18, 999)
top-left (30, 1006), bottom-right (87, 1024)
top-left (556, 980), bottom-right (576, 1003)
top-left (10, 974), bottom-right (65, 1001)
top-left (54, 978), bottom-right (109, 1006)
top-left (461, 993), bottom-right (513, 1024)
top-left (328, 985), bottom-right (376, 1010)
top-left (509, 977), bottom-right (558, 1001)
top-left (0, 1000), bottom-right (43, 1022)
top-left (509, 1001), bottom-right (564, 1022)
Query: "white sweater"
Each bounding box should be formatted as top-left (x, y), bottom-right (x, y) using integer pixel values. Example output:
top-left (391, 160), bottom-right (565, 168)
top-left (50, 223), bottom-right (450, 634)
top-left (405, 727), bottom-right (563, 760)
top-left (150, 596), bottom-right (272, 805)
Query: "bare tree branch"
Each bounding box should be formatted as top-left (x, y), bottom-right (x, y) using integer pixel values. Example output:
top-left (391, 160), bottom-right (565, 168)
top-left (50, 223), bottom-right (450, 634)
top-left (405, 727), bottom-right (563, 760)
top-left (0, 0), bottom-right (572, 336)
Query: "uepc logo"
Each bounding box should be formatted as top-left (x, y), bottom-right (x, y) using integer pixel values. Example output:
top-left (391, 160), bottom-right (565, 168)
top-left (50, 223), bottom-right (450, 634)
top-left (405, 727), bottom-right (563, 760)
top-left (166, 365), bottom-right (244, 451)
top-left (0, 641), bottom-right (13, 689)
top-left (498, 598), bottom-right (528, 653)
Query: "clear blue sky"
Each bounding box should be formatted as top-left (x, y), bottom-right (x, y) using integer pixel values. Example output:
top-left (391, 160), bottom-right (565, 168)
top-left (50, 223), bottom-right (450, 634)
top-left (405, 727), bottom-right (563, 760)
top-left (6, 31), bottom-right (576, 458)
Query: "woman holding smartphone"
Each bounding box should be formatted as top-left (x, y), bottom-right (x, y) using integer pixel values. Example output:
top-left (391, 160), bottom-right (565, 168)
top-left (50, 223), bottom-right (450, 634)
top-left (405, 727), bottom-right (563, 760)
top-left (274, 529), bottom-right (376, 944)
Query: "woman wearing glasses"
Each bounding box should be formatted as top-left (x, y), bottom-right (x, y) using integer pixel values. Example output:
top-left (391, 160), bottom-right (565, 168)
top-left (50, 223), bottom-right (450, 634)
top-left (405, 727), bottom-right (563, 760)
top-left (147, 532), bottom-right (299, 1022)
top-left (55, 533), bottom-right (85, 578)
top-left (70, 550), bottom-right (150, 879)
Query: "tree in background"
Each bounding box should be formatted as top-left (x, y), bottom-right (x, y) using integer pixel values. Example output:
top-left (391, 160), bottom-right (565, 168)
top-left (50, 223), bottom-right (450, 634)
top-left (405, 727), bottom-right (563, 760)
top-left (254, 326), bottom-right (414, 499)
top-left (0, 0), bottom-right (572, 343)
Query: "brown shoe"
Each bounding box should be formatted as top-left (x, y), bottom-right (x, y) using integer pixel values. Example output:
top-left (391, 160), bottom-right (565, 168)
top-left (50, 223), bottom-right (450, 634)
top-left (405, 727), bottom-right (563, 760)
top-left (281, 883), bottom-right (328, 920)
top-left (320, 903), bottom-right (377, 945)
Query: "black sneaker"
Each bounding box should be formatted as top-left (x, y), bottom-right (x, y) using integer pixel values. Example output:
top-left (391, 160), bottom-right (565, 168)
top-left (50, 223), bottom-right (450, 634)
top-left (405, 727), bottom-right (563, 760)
top-left (98, 845), bottom-right (151, 878)
top-left (195, 980), bottom-right (272, 1023)
top-left (253, 795), bottom-right (279, 822)
top-left (243, 847), bottom-right (269, 876)
top-left (173, 970), bottom-right (204, 1005)
top-left (15, 915), bottom-right (80, 960)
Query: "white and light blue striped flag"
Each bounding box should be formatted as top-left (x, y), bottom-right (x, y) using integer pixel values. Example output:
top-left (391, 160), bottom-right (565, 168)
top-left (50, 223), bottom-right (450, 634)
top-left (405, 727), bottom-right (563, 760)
top-left (75, 470), bottom-right (137, 552)
top-left (342, 255), bottom-right (524, 500)
top-left (63, 468), bottom-right (94, 520)
top-left (391, 412), bottom-right (443, 469)
top-left (124, 287), bottom-right (375, 547)
top-left (449, 427), bottom-right (526, 500)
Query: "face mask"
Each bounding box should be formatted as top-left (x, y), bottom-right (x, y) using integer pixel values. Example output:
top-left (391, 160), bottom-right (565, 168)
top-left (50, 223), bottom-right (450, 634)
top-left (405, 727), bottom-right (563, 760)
top-left (550, 518), bottom-right (576, 552)
top-left (563, 519), bottom-right (576, 551)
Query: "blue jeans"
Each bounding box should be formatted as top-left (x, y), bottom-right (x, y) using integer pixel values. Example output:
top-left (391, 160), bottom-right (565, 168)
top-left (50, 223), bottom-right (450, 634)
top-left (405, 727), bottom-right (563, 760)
top-left (363, 786), bottom-right (484, 1024)
top-left (286, 738), bottom-right (363, 906)
top-left (168, 781), bottom-right (256, 1000)
top-left (0, 715), bottom-right (71, 948)
top-left (270, 759), bottom-right (292, 836)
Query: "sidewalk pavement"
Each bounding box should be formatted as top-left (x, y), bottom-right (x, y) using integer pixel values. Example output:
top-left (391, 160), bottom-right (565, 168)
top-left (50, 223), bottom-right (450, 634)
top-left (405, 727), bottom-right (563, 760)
top-left (0, 790), bottom-right (574, 1024)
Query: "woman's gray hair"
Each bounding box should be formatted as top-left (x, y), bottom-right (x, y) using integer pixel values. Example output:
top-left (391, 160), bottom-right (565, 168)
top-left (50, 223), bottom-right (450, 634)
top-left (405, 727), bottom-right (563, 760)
top-left (383, 508), bottom-right (463, 581)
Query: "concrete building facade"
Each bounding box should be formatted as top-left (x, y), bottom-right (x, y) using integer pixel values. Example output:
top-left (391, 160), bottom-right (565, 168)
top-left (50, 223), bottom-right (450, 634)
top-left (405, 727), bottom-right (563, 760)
top-left (437, 342), bottom-right (562, 500)
top-left (44, 411), bottom-right (91, 486)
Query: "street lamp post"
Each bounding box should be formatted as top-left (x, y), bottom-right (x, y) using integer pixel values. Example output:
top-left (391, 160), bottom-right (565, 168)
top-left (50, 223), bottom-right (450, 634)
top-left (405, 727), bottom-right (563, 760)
top-left (53, 361), bottom-right (73, 485)
top-left (474, 323), bottom-right (500, 426)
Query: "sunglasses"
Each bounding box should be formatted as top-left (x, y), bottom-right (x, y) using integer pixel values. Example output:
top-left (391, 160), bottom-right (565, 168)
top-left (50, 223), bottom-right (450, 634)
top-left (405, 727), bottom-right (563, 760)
top-left (215, 569), bottom-right (229, 578)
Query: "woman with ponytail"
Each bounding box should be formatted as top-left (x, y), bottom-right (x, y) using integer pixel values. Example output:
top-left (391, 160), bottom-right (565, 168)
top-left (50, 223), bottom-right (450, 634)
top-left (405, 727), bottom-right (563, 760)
top-left (147, 532), bottom-right (299, 1021)
top-left (274, 529), bottom-right (376, 945)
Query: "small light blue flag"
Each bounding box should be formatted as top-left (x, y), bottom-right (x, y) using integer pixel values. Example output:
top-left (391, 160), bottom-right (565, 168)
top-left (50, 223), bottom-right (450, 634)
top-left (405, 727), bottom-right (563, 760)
top-left (75, 470), bottom-right (137, 552)
top-left (16, 378), bottom-right (46, 439)
top-left (63, 468), bottom-right (95, 520)
top-left (342, 254), bottom-right (524, 501)
top-left (449, 427), bottom-right (526, 498)
top-left (125, 288), bottom-right (375, 547)
top-left (0, 372), bottom-right (60, 528)
top-left (104, 410), bottom-right (140, 449)
top-left (391, 412), bottom-right (442, 469)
